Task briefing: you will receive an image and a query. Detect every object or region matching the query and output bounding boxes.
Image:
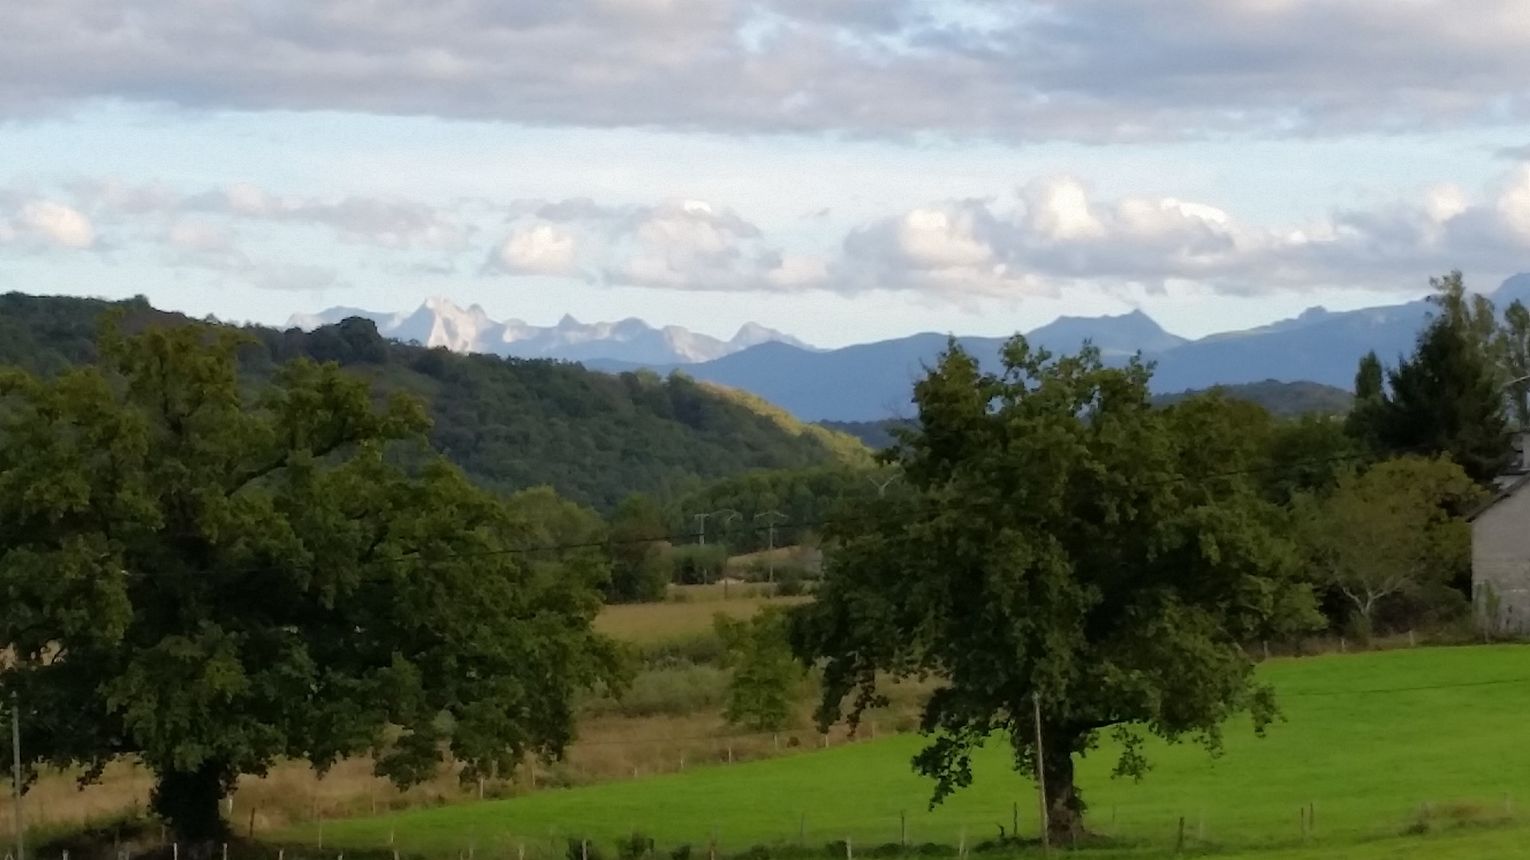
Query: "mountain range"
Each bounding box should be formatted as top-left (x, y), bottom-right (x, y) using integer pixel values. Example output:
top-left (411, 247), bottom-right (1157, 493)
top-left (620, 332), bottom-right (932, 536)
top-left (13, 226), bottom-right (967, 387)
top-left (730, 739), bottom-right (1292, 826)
top-left (585, 274), bottom-right (1530, 421)
top-left (295, 273), bottom-right (1530, 422)
top-left (289, 298), bottom-right (811, 365)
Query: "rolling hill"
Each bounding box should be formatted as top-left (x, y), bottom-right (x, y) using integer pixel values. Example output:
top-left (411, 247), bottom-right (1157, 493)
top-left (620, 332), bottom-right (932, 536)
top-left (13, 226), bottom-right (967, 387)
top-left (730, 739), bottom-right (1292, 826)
top-left (0, 292), bottom-right (866, 510)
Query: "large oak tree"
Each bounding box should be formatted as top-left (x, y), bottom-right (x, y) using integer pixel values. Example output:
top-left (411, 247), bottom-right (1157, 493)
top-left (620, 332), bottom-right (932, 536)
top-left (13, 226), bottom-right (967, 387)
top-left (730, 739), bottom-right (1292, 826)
top-left (792, 339), bottom-right (1319, 842)
top-left (0, 324), bottom-right (621, 842)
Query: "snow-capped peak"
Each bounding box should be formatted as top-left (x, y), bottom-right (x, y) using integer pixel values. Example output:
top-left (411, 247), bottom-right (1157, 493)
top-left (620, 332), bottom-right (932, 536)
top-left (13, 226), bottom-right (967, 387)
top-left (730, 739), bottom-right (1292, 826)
top-left (288, 299), bottom-right (812, 365)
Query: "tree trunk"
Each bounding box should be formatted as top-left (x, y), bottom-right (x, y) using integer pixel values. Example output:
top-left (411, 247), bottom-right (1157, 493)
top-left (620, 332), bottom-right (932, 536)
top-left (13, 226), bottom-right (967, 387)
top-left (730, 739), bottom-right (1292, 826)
top-left (1041, 732), bottom-right (1088, 845)
top-left (151, 760), bottom-right (236, 849)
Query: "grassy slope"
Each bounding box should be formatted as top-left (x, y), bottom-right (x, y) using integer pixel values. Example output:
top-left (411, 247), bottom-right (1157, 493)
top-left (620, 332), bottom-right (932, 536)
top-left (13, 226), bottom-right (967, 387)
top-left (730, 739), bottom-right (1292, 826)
top-left (281, 645), bottom-right (1530, 858)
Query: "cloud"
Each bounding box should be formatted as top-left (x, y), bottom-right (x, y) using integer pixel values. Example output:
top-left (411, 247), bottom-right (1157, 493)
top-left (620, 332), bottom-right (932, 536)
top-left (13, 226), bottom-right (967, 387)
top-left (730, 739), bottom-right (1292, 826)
top-left (192, 184), bottom-right (470, 251)
top-left (248, 264), bottom-right (348, 293)
top-left (67, 179), bottom-right (469, 251)
top-left (1, 200), bottom-right (96, 249)
top-left (489, 197), bottom-right (822, 292)
top-left (491, 223), bottom-right (579, 275)
top-left (4, 1), bottom-right (1530, 140)
top-left (833, 168), bottom-right (1530, 298)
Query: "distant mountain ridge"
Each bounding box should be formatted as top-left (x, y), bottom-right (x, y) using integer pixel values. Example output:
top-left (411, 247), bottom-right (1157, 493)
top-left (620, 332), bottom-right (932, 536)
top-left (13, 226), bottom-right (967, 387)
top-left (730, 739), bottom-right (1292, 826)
top-left (589, 274), bottom-right (1530, 421)
top-left (289, 298), bottom-right (813, 365)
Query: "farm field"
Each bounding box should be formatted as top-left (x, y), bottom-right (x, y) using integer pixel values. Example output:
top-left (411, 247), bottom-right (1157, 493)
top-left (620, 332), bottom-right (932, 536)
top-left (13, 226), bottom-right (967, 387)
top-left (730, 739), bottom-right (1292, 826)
top-left (594, 591), bottom-right (808, 642)
top-left (279, 645), bottom-right (1530, 859)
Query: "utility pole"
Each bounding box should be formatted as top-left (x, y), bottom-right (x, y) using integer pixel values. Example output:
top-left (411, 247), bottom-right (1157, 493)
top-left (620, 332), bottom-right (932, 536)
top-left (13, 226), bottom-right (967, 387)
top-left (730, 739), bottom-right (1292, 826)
top-left (11, 692), bottom-right (23, 860)
top-left (693, 509), bottom-right (741, 548)
top-left (1032, 692), bottom-right (1049, 855)
top-left (753, 511), bottom-right (788, 582)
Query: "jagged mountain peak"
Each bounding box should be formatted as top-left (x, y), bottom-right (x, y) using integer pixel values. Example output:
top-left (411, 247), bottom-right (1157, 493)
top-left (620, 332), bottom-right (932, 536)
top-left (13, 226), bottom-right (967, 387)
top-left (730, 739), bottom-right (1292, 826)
top-left (290, 299), bottom-right (811, 365)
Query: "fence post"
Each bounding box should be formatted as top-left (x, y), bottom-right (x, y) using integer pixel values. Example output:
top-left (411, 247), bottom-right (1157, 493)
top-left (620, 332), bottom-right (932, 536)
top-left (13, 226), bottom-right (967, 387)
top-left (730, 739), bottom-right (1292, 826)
top-left (957, 826), bottom-right (966, 859)
top-left (799, 813), bottom-right (806, 845)
top-left (1175, 817), bottom-right (1184, 853)
top-left (899, 810), bottom-right (906, 847)
top-left (844, 837), bottom-right (853, 860)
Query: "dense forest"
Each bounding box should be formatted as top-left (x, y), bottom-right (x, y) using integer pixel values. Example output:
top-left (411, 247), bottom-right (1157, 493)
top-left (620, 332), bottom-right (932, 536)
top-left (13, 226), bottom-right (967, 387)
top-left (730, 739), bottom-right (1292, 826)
top-left (822, 380), bottom-right (1352, 450)
top-left (0, 292), bottom-right (867, 510)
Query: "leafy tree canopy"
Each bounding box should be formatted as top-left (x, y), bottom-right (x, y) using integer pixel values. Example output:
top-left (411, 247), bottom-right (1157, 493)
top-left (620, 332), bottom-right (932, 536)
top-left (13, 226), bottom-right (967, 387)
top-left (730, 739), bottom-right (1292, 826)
top-left (1350, 272), bottom-right (1513, 482)
top-left (1297, 456), bottom-right (1481, 636)
top-left (0, 324), bottom-right (622, 841)
top-left (716, 609), bottom-right (801, 733)
top-left (791, 338), bottom-right (1320, 842)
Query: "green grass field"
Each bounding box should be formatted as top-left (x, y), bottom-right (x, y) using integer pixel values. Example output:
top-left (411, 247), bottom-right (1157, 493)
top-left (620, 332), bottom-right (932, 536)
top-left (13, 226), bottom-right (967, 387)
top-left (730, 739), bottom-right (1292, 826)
top-left (280, 645), bottom-right (1530, 859)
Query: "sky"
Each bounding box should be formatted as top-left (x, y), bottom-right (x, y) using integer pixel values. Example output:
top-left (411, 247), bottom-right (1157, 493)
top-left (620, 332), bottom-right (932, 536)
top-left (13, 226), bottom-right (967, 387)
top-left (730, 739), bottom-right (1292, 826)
top-left (5, 1), bottom-right (1530, 347)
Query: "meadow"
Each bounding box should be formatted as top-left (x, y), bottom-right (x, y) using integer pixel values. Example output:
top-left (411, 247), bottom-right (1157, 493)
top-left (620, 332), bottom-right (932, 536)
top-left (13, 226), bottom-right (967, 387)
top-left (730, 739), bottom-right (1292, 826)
top-left (278, 645), bottom-right (1530, 859)
top-left (10, 590), bottom-right (813, 836)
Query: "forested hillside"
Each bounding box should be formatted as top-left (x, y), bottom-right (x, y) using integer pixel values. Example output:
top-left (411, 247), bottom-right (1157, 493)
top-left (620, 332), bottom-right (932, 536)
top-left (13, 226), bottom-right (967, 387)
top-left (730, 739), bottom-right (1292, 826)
top-left (0, 292), bottom-right (866, 509)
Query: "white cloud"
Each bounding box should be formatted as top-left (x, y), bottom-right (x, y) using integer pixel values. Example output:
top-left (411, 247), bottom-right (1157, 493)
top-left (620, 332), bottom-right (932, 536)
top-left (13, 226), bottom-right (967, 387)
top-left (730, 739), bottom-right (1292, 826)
top-left (833, 167), bottom-right (1530, 298)
top-left (1493, 166), bottom-right (1530, 240)
top-left (490, 197), bottom-right (813, 292)
top-left (492, 223), bottom-right (579, 275)
top-left (4, 1), bottom-right (1530, 140)
top-left (166, 218), bottom-right (236, 255)
top-left (1, 200), bottom-right (97, 250)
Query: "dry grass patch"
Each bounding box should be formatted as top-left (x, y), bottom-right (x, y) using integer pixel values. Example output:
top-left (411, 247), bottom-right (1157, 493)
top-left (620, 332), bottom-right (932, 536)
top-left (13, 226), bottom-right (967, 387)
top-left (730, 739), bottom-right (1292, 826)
top-left (595, 595), bottom-right (807, 643)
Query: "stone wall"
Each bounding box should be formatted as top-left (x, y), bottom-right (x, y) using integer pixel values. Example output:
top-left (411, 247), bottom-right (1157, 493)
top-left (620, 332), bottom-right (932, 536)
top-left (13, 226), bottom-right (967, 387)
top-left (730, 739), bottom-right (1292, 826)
top-left (1471, 483), bottom-right (1530, 635)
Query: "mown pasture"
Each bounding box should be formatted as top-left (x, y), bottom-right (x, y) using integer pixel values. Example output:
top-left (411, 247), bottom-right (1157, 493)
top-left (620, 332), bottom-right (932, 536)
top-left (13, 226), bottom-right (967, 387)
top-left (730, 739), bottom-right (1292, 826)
top-left (279, 645), bottom-right (1530, 859)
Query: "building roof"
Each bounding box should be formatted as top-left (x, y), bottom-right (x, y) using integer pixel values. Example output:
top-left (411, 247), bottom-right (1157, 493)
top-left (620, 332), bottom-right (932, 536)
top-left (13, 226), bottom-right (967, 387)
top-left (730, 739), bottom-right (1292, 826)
top-left (1468, 471), bottom-right (1530, 522)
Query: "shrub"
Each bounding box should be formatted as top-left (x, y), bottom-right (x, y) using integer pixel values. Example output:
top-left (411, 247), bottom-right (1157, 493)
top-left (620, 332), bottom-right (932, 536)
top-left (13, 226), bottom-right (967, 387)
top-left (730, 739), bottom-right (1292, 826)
top-left (568, 839), bottom-right (608, 860)
top-left (635, 632), bottom-right (727, 668)
top-left (672, 544), bottom-right (730, 584)
top-left (582, 665), bottom-right (728, 717)
top-left (617, 832), bottom-right (657, 860)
